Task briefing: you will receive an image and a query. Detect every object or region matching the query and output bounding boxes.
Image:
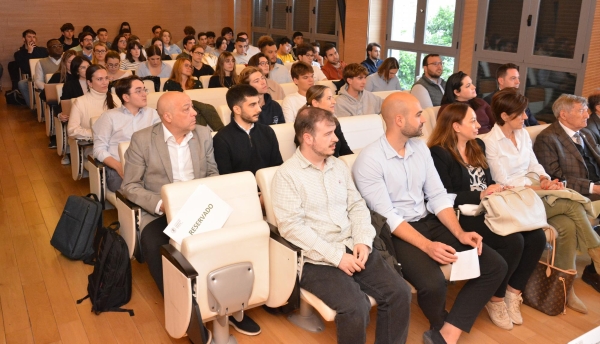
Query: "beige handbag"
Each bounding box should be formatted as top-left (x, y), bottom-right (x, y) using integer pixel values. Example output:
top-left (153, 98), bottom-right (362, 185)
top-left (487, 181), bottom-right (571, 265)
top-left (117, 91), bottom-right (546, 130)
top-left (481, 186), bottom-right (549, 236)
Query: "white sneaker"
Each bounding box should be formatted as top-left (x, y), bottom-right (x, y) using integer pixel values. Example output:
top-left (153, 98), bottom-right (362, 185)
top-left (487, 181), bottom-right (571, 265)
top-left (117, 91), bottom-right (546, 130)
top-left (485, 300), bottom-right (513, 330)
top-left (504, 290), bottom-right (523, 325)
top-left (61, 155), bottom-right (70, 165)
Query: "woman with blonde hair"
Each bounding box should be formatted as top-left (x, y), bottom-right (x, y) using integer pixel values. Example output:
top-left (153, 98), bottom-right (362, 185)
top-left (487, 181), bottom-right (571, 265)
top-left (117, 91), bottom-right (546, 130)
top-left (48, 50), bottom-right (78, 84)
top-left (208, 51), bottom-right (238, 88)
top-left (163, 57), bottom-right (202, 91)
top-left (91, 42), bottom-right (108, 66)
top-left (160, 29), bottom-right (181, 56)
top-left (428, 102), bottom-right (545, 330)
top-left (365, 57), bottom-right (402, 92)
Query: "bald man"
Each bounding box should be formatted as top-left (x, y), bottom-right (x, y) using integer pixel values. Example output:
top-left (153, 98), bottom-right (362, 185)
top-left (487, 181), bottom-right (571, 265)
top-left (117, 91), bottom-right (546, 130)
top-left (121, 91), bottom-right (218, 296)
top-left (352, 93), bottom-right (506, 344)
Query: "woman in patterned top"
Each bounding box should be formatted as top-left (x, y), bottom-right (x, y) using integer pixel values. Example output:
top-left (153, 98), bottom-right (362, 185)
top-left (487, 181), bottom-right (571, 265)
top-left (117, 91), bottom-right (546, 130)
top-left (428, 102), bottom-right (546, 331)
top-left (120, 40), bottom-right (146, 71)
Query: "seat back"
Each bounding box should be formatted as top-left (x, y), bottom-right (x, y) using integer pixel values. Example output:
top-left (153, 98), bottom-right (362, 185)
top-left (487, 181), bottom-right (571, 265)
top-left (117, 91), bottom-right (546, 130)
top-left (235, 64), bottom-right (247, 75)
top-left (56, 100), bottom-right (73, 156)
top-left (56, 84), bottom-right (64, 99)
top-left (270, 123), bottom-right (296, 161)
top-left (216, 104), bottom-right (232, 126)
top-left (256, 166), bottom-right (280, 226)
top-left (159, 78), bottom-right (168, 92)
top-left (143, 79), bottom-right (156, 93)
top-left (163, 60), bottom-right (176, 69)
top-left (337, 114), bottom-right (385, 151)
top-left (421, 106), bottom-right (440, 140)
top-left (118, 141), bottom-right (131, 168)
top-left (29, 58), bottom-right (41, 81)
top-left (199, 75), bottom-right (211, 89)
top-left (45, 74), bottom-right (53, 83)
top-left (525, 123), bottom-right (550, 144)
top-left (279, 82), bottom-right (298, 96)
top-left (372, 90), bottom-right (402, 100)
top-left (146, 91), bottom-right (166, 109)
top-left (339, 153), bottom-right (359, 173)
top-left (185, 88), bottom-right (229, 110)
top-left (170, 53), bottom-right (179, 59)
top-left (316, 79), bottom-right (337, 94)
top-left (45, 84), bottom-right (59, 103)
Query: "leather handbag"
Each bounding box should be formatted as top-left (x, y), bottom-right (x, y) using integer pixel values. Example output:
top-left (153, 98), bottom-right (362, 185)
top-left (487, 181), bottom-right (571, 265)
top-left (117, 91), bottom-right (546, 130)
top-left (523, 228), bottom-right (577, 316)
top-left (481, 186), bottom-right (548, 236)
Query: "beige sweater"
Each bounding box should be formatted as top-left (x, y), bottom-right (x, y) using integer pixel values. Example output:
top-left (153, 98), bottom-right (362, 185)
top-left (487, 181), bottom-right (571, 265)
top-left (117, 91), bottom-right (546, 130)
top-left (67, 89), bottom-right (121, 139)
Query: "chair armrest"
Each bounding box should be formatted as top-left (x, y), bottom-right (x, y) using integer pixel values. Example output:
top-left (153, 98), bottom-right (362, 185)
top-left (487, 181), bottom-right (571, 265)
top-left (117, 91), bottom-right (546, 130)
top-left (268, 223), bottom-right (302, 253)
top-left (115, 190), bottom-right (141, 210)
top-left (161, 244), bottom-right (198, 279)
top-left (76, 139), bottom-right (93, 148)
top-left (88, 155), bottom-right (104, 167)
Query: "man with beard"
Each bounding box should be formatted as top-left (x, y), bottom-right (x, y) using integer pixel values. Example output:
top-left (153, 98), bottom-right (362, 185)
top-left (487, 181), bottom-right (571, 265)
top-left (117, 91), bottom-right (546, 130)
top-left (271, 105), bottom-right (412, 344)
top-left (258, 37), bottom-right (292, 84)
top-left (321, 44), bottom-right (347, 81)
top-left (211, 84), bottom-right (281, 336)
top-left (353, 92), bottom-right (506, 344)
top-left (71, 32), bottom-right (94, 61)
top-left (411, 54), bottom-right (446, 108)
top-left (15, 29), bottom-right (48, 107)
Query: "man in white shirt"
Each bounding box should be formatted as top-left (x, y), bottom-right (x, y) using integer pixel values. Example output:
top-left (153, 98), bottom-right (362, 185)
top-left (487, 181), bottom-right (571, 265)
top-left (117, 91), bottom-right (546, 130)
top-left (295, 43), bottom-right (327, 81)
top-left (231, 37), bottom-right (250, 65)
top-left (282, 62), bottom-right (314, 122)
top-left (121, 91), bottom-right (217, 342)
top-left (92, 76), bottom-right (161, 192)
top-left (410, 54), bottom-right (446, 108)
top-left (237, 32), bottom-right (260, 58)
top-left (272, 106), bottom-right (411, 344)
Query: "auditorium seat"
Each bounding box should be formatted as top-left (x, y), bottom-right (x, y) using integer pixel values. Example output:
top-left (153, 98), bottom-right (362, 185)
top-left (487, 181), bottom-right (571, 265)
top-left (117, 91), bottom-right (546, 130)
top-left (199, 75), bottom-right (211, 89)
top-left (270, 123), bottom-right (296, 161)
top-left (44, 83), bottom-right (61, 138)
top-left (235, 64), bottom-right (246, 75)
top-left (143, 79), bottom-right (156, 93)
top-left (279, 83), bottom-right (298, 97)
top-left (337, 114), bottom-right (385, 153)
top-left (184, 88), bottom-right (229, 110)
top-left (55, 99), bottom-right (71, 157)
top-left (525, 123), bottom-right (550, 144)
top-left (87, 116), bottom-right (116, 209)
top-left (160, 171), bottom-right (297, 344)
top-left (28, 58), bottom-right (42, 111)
top-left (146, 91), bottom-right (165, 110)
top-left (163, 60), bottom-right (176, 70)
top-left (315, 79), bottom-right (337, 94)
top-left (67, 135), bottom-right (91, 181)
top-left (372, 90), bottom-right (404, 100)
top-left (215, 105), bottom-right (232, 126)
top-left (420, 106), bottom-right (440, 140)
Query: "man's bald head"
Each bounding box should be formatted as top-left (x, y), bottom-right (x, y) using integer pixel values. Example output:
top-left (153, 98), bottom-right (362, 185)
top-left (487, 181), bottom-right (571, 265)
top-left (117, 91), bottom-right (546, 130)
top-left (157, 91), bottom-right (189, 118)
top-left (381, 92), bottom-right (421, 128)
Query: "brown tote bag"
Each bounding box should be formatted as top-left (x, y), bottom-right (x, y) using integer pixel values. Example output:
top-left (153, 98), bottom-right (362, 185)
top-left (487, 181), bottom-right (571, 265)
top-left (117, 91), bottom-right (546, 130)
top-left (523, 228), bottom-right (577, 316)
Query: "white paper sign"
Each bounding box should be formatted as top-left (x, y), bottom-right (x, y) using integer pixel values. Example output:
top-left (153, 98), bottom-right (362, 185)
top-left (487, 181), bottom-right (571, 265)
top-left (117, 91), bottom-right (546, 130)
top-left (163, 184), bottom-right (233, 245)
top-left (568, 325), bottom-right (600, 344)
top-left (449, 248), bottom-right (481, 281)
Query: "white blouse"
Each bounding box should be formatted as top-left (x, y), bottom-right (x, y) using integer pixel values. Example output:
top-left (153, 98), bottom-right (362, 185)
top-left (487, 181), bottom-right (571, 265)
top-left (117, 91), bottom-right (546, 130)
top-left (482, 124), bottom-right (549, 186)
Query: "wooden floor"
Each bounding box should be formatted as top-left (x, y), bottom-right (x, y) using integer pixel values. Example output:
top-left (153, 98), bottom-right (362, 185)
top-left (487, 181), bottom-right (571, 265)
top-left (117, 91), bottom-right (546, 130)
top-left (0, 95), bottom-right (599, 344)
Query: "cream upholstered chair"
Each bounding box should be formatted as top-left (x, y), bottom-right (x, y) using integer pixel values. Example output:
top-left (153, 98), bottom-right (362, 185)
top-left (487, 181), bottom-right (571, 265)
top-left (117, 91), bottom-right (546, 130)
top-left (337, 114), bottom-right (385, 154)
top-left (55, 99), bottom-right (71, 157)
top-left (142, 79), bottom-right (156, 93)
top-left (420, 106), bottom-right (441, 141)
top-left (44, 83), bottom-right (62, 137)
top-left (160, 171), bottom-right (298, 344)
top-left (255, 166), bottom-right (377, 332)
top-left (185, 88), bottom-right (229, 110)
top-left (270, 122), bottom-right (296, 161)
top-left (87, 116), bottom-right (117, 209)
top-left (146, 91), bottom-right (165, 110)
top-left (279, 82), bottom-right (298, 96)
top-left (372, 90), bottom-right (403, 100)
top-left (159, 78), bottom-right (169, 92)
top-left (525, 123), bottom-right (550, 144)
top-left (235, 64), bottom-right (246, 75)
top-left (28, 58), bottom-right (42, 111)
top-left (315, 79), bottom-right (337, 94)
top-left (163, 60), bottom-right (176, 69)
top-left (215, 104), bottom-right (232, 126)
top-left (199, 75), bottom-right (211, 89)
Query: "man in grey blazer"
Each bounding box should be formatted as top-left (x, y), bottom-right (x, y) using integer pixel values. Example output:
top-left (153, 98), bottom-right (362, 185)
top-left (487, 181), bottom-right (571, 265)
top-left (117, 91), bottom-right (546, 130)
top-left (121, 91), bottom-right (218, 295)
top-left (533, 94), bottom-right (600, 293)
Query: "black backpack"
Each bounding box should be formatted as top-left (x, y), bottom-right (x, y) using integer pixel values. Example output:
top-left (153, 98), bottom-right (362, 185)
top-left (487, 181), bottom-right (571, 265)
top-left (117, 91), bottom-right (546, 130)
top-left (51, 193), bottom-right (103, 264)
top-left (5, 89), bottom-right (26, 106)
top-left (77, 222), bottom-right (134, 316)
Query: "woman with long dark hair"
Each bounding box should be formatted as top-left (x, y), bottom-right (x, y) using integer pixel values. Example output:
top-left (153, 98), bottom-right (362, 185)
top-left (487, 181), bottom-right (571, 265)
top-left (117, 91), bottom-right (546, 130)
top-left (365, 57), bottom-right (402, 92)
top-left (208, 52), bottom-right (238, 88)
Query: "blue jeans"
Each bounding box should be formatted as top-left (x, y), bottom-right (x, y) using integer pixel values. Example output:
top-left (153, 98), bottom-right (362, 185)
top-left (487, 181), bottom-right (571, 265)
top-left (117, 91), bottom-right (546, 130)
top-left (17, 79), bottom-right (31, 107)
top-left (301, 248), bottom-right (411, 344)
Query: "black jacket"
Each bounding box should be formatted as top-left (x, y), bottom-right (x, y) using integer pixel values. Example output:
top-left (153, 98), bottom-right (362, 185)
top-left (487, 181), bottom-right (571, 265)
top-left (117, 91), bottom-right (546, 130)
top-left (259, 93), bottom-right (286, 125)
top-left (213, 121), bottom-right (283, 175)
top-left (58, 36), bottom-right (79, 51)
top-left (429, 138), bottom-right (494, 207)
top-left (334, 120), bottom-right (353, 158)
top-left (61, 78), bottom-right (84, 100)
top-left (14, 46), bottom-right (48, 75)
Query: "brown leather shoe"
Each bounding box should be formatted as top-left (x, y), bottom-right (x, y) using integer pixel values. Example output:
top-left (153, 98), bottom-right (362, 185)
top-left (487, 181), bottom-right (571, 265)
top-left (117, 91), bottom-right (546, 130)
top-left (582, 263), bottom-right (600, 293)
top-left (566, 287), bottom-right (588, 314)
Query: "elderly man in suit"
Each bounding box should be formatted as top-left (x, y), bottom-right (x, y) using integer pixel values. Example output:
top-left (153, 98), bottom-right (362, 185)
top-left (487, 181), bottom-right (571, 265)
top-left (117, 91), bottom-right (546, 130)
top-left (586, 91), bottom-right (600, 137)
top-left (533, 93), bottom-right (600, 293)
top-left (121, 91), bottom-right (218, 295)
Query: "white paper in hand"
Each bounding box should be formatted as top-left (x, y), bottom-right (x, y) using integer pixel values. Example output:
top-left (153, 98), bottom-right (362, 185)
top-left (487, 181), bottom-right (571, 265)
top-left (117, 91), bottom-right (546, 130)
top-left (449, 248), bottom-right (481, 281)
top-left (163, 184), bottom-right (233, 245)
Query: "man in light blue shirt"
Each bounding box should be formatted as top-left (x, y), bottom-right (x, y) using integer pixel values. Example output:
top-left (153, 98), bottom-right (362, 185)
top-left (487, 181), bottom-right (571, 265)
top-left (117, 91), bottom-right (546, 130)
top-left (352, 92), bottom-right (506, 344)
top-left (93, 75), bottom-right (160, 192)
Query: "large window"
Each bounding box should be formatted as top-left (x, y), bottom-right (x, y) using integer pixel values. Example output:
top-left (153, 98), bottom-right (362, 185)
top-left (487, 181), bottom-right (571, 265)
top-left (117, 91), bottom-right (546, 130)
top-left (386, 0), bottom-right (463, 89)
top-left (473, 0), bottom-right (594, 122)
top-left (252, 0), bottom-right (338, 46)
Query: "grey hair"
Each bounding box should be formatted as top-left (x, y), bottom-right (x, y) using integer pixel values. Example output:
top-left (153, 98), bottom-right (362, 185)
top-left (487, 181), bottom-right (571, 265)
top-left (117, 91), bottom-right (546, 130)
top-left (552, 94), bottom-right (587, 118)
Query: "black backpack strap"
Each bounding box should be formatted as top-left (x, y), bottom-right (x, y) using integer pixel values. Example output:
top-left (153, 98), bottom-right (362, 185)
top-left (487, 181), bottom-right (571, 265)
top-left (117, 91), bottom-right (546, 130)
top-left (76, 295), bottom-right (90, 304)
top-left (109, 307), bottom-right (134, 316)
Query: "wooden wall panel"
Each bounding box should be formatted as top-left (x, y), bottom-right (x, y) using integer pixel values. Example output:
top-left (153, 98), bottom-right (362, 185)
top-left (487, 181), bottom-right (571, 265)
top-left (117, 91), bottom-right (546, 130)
top-left (457, 0), bottom-right (478, 74)
top-left (341, 0), bottom-right (370, 64)
top-left (0, 0), bottom-right (239, 89)
top-left (582, 2), bottom-right (600, 97)
top-left (368, 0), bottom-right (388, 54)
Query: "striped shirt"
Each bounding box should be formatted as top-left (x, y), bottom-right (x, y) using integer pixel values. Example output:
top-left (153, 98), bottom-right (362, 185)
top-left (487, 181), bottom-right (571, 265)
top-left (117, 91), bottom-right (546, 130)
top-left (120, 59), bottom-right (142, 71)
top-left (272, 149), bottom-right (375, 267)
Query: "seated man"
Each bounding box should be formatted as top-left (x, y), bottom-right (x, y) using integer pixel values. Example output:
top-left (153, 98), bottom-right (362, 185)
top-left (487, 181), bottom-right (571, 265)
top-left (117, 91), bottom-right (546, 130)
top-left (353, 92), bottom-right (506, 344)
top-left (15, 29), bottom-right (48, 107)
top-left (121, 91), bottom-right (218, 296)
top-left (410, 54), bottom-right (446, 108)
top-left (321, 44), bottom-right (346, 80)
top-left (35, 39), bottom-right (63, 98)
top-left (483, 63), bottom-right (538, 126)
top-left (282, 62), bottom-right (315, 122)
top-left (96, 28), bottom-right (111, 49)
top-left (586, 91), bottom-right (600, 137)
top-left (231, 37), bottom-right (250, 65)
top-left (238, 66), bottom-right (285, 125)
top-left (179, 35), bottom-right (196, 60)
top-left (291, 31), bottom-right (303, 58)
top-left (175, 26), bottom-right (195, 50)
top-left (71, 32), bottom-right (94, 61)
top-left (334, 63), bottom-right (382, 117)
top-left (295, 43), bottom-right (327, 81)
top-left (272, 106), bottom-right (411, 344)
top-left (258, 37), bottom-right (292, 85)
top-left (144, 25), bottom-right (162, 49)
top-left (361, 42), bottom-right (382, 75)
top-left (58, 23), bottom-right (79, 50)
top-left (237, 32), bottom-right (260, 58)
top-left (213, 84), bottom-right (283, 175)
top-left (276, 37), bottom-right (295, 63)
top-left (92, 76), bottom-right (160, 192)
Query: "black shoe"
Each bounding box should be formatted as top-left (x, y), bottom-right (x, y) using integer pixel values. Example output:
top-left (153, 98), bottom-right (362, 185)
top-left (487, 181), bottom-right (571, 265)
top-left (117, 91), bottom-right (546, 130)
top-left (423, 330), bottom-right (447, 344)
top-left (582, 263), bottom-right (600, 293)
top-left (48, 136), bottom-right (57, 149)
top-left (229, 315), bottom-right (261, 336)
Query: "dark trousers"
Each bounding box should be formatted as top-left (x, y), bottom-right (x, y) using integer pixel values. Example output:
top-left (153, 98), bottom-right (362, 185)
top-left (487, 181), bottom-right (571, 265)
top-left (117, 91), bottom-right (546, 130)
top-left (301, 248), bottom-right (412, 344)
top-left (140, 216), bottom-right (170, 295)
top-left (459, 215), bottom-right (547, 296)
top-left (393, 214), bottom-right (507, 332)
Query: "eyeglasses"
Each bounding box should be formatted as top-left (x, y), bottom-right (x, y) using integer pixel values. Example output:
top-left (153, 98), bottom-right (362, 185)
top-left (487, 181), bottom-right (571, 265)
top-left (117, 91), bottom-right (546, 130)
top-left (131, 88), bottom-right (149, 95)
top-left (193, 51), bottom-right (204, 55)
top-left (258, 61), bottom-right (269, 66)
top-left (106, 63), bottom-right (120, 68)
top-left (427, 62), bottom-right (443, 67)
top-left (95, 50), bottom-right (107, 53)
top-left (83, 38), bottom-right (93, 42)
top-left (50, 44), bottom-right (62, 49)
